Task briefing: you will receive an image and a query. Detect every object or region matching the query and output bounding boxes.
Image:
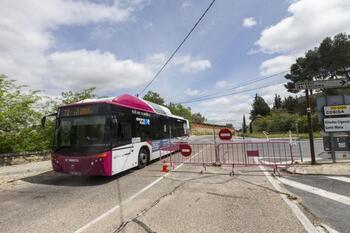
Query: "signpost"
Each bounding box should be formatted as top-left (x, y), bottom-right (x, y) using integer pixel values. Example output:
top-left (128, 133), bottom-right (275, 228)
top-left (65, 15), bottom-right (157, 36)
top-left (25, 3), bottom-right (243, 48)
top-left (317, 95), bottom-right (350, 162)
top-left (324, 105), bottom-right (350, 116)
top-left (218, 128), bottom-right (233, 140)
top-left (324, 117), bottom-right (350, 132)
top-left (295, 78), bottom-right (349, 90)
top-left (295, 79), bottom-right (350, 164)
top-left (180, 143), bottom-right (192, 157)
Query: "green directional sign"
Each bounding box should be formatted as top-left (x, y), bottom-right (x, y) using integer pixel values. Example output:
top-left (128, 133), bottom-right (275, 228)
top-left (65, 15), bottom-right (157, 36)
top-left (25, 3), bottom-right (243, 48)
top-left (295, 78), bottom-right (349, 90)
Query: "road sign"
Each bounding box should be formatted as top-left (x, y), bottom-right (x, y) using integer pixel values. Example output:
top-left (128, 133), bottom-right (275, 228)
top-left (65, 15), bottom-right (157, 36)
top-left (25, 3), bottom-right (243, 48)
top-left (295, 78), bottom-right (349, 90)
top-left (324, 105), bottom-right (350, 116)
top-left (180, 143), bottom-right (192, 157)
top-left (218, 128), bottom-right (232, 140)
top-left (324, 117), bottom-right (350, 132)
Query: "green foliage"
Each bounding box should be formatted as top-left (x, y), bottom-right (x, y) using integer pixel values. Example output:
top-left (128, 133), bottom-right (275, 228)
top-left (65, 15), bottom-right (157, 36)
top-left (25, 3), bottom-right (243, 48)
top-left (191, 112), bottom-right (206, 124)
top-left (0, 74), bottom-right (102, 154)
top-left (281, 96), bottom-right (298, 113)
top-left (242, 115), bottom-right (247, 134)
top-left (168, 102), bottom-right (192, 120)
top-left (0, 75), bottom-right (45, 153)
top-left (250, 94), bottom-right (270, 120)
top-left (252, 111), bottom-right (320, 133)
top-left (143, 91), bottom-right (165, 106)
top-left (273, 94), bottom-right (282, 110)
top-left (61, 87), bottom-right (97, 105)
top-left (285, 33), bottom-right (350, 92)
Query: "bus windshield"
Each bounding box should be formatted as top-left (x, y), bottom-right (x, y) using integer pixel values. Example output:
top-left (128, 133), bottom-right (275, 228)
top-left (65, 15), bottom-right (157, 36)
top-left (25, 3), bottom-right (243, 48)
top-left (54, 115), bottom-right (110, 154)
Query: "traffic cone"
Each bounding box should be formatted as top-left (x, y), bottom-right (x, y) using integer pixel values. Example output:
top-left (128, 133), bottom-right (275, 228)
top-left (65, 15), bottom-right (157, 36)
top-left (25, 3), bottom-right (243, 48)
top-left (162, 160), bottom-right (169, 173)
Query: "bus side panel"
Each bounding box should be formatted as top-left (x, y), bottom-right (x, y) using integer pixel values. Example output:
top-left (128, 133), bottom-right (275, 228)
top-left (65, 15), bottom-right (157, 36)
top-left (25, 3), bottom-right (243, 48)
top-left (111, 144), bottom-right (137, 175)
top-left (111, 142), bottom-right (152, 175)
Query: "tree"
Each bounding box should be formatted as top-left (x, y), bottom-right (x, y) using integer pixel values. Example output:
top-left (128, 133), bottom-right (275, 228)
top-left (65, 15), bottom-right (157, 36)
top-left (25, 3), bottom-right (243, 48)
top-left (61, 87), bottom-right (98, 105)
top-left (282, 96), bottom-right (298, 113)
top-left (225, 123), bottom-right (233, 129)
top-left (143, 91), bottom-right (165, 105)
top-left (250, 94), bottom-right (270, 120)
top-left (191, 112), bottom-right (206, 124)
top-left (242, 115), bottom-right (247, 134)
top-left (0, 75), bottom-right (47, 153)
top-left (168, 103), bottom-right (192, 120)
top-left (273, 94), bottom-right (282, 110)
top-left (0, 75), bottom-right (40, 134)
top-left (285, 33), bottom-right (350, 93)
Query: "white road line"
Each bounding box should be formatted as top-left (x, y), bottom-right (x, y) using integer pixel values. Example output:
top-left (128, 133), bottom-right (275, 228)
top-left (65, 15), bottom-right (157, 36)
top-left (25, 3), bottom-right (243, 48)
top-left (257, 162), bottom-right (318, 233)
top-left (321, 224), bottom-right (341, 233)
top-left (73, 148), bottom-right (204, 233)
top-left (326, 176), bottom-right (350, 184)
top-left (278, 177), bottom-right (350, 206)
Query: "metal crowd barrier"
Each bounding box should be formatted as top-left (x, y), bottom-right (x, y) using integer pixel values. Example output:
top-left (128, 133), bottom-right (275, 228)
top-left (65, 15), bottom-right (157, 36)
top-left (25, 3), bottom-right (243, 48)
top-left (159, 141), bottom-right (295, 174)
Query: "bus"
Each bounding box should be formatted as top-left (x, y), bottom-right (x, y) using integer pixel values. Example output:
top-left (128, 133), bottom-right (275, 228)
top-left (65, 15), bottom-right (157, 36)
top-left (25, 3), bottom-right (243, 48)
top-left (47, 94), bottom-right (189, 176)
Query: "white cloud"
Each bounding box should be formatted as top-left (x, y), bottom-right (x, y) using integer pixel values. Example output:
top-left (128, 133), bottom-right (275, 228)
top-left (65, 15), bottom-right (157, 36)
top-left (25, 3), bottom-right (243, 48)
top-left (146, 53), bottom-right (211, 73)
top-left (243, 17), bottom-right (257, 28)
top-left (184, 88), bottom-right (202, 96)
top-left (174, 55), bottom-right (211, 72)
top-left (192, 82), bottom-right (297, 129)
top-left (48, 49), bottom-right (153, 91)
top-left (256, 0), bottom-right (350, 75)
top-left (181, 1), bottom-right (192, 8)
top-left (215, 80), bottom-right (227, 88)
top-left (260, 55), bottom-right (295, 76)
top-left (0, 0), bottom-right (147, 92)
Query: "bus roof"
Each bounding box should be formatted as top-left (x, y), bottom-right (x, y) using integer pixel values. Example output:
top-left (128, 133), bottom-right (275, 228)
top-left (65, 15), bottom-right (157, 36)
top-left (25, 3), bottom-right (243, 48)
top-left (65, 93), bottom-right (186, 120)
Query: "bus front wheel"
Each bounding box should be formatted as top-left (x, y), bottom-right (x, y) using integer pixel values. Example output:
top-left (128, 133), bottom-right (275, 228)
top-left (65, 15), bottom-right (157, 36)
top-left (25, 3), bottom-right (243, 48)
top-left (138, 148), bottom-right (149, 169)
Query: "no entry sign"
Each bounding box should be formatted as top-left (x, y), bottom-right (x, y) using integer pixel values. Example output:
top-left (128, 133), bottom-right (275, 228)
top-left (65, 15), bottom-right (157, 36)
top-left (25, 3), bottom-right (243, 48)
top-left (218, 128), bottom-right (232, 140)
top-left (180, 143), bottom-right (192, 157)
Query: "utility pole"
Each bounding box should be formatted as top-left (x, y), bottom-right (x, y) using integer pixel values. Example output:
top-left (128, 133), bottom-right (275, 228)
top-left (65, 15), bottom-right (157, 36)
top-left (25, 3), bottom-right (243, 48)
top-left (305, 89), bottom-right (316, 164)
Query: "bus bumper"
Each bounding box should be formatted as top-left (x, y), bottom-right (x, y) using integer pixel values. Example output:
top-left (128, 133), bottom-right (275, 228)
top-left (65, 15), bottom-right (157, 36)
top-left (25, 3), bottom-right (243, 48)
top-left (51, 151), bottom-right (112, 176)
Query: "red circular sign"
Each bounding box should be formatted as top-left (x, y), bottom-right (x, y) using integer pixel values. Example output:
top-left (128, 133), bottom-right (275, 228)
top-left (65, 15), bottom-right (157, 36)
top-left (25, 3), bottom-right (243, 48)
top-left (180, 143), bottom-right (192, 157)
top-left (219, 128), bottom-right (232, 140)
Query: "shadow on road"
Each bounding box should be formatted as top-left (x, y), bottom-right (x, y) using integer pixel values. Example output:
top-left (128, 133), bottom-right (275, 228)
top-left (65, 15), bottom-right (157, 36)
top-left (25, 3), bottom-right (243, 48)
top-left (21, 169), bottom-right (134, 187)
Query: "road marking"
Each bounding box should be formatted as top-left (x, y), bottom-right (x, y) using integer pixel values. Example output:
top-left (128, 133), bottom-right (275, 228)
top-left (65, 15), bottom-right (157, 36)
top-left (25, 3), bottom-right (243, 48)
top-left (257, 162), bottom-right (318, 233)
top-left (73, 148), bottom-right (204, 233)
top-left (326, 176), bottom-right (350, 184)
top-left (278, 177), bottom-right (350, 206)
top-left (320, 224), bottom-right (340, 233)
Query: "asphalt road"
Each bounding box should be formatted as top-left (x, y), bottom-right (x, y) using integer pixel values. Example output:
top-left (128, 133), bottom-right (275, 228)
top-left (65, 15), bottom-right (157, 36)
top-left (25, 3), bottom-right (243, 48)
top-left (280, 174), bottom-right (350, 233)
top-left (0, 136), bottom-right (339, 233)
top-left (0, 164), bottom-right (307, 233)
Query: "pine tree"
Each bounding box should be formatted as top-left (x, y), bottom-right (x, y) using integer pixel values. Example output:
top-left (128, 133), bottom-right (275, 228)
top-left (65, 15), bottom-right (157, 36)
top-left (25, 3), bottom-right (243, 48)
top-left (242, 115), bottom-right (247, 134)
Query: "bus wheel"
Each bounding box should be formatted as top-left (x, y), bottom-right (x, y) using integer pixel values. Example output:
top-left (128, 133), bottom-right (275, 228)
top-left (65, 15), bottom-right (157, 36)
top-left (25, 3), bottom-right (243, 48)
top-left (138, 148), bottom-right (148, 169)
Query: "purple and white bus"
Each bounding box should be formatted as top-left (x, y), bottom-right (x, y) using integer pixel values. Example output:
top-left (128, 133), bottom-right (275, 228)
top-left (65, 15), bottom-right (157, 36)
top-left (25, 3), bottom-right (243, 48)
top-left (49, 94), bottom-right (189, 176)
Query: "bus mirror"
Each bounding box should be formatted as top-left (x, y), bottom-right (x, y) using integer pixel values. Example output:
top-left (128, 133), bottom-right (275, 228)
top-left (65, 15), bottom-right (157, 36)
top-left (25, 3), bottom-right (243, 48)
top-left (41, 113), bottom-right (57, 127)
top-left (41, 116), bottom-right (46, 127)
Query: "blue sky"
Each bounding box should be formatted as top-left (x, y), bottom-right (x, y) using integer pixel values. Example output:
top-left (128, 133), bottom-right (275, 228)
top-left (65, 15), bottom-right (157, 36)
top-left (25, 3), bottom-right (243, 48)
top-left (1, 0), bottom-right (350, 127)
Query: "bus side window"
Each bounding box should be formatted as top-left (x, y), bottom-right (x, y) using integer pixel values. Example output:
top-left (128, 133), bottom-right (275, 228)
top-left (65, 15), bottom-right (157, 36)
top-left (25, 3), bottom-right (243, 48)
top-left (111, 115), bottom-right (132, 147)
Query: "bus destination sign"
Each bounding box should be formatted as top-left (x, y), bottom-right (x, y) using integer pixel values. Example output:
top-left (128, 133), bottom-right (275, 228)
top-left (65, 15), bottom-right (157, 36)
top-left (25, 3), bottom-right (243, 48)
top-left (61, 105), bottom-right (99, 117)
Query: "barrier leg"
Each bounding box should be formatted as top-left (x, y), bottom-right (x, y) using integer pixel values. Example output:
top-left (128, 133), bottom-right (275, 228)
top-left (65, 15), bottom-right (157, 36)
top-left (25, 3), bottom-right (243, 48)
top-left (200, 163), bottom-right (206, 174)
top-left (272, 165), bottom-right (281, 177)
top-left (230, 164), bottom-right (235, 176)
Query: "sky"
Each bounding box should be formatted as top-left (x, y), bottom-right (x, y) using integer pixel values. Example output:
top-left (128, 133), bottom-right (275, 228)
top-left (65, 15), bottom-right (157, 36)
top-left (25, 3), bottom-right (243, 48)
top-left (1, 0), bottom-right (350, 128)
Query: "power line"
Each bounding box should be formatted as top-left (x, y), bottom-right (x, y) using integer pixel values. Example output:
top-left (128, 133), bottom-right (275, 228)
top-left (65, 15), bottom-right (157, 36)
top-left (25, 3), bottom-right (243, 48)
top-left (138, 0), bottom-right (217, 96)
top-left (176, 70), bottom-right (288, 103)
top-left (177, 80), bottom-right (287, 104)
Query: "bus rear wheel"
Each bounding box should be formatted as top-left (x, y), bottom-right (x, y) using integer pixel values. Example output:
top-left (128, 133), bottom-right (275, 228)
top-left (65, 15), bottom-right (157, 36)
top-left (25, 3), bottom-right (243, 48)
top-left (138, 148), bottom-right (149, 169)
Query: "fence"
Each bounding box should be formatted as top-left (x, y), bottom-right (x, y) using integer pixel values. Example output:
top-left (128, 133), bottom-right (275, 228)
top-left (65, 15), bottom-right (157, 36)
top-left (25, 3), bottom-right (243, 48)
top-left (159, 140), bottom-right (295, 174)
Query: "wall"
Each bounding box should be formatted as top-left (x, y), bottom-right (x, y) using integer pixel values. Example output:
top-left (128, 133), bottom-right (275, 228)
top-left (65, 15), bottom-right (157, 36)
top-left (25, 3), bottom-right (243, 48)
top-left (191, 123), bottom-right (235, 136)
top-left (0, 151), bottom-right (51, 166)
